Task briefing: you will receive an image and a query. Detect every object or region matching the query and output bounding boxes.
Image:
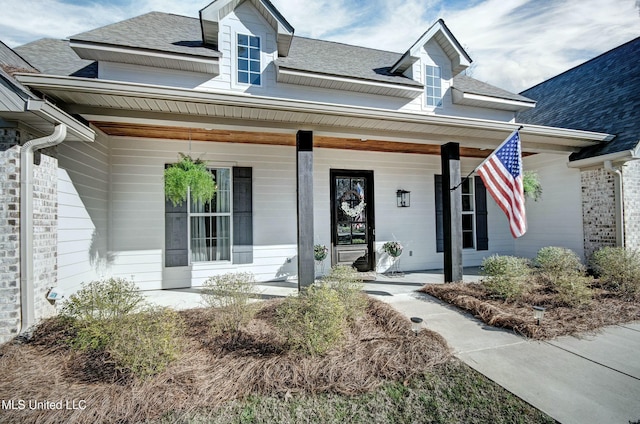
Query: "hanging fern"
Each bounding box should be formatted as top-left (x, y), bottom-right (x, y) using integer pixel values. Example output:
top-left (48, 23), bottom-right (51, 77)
top-left (522, 171), bottom-right (542, 201)
top-left (164, 153), bottom-right (217, 206)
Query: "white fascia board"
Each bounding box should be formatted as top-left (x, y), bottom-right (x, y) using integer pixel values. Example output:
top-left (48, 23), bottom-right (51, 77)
top-left (567, 146), bottom-right (640, 169)
top-left (70, 41), bottom-right (220, 73)
top-left (37, 102), bottom-right (95, 142)
top-left (453, 91), bottom-right (536, 111)
top-left (276, 67), bottom-right (424, 97)
top-left (16, 73), bottom-right (613, 145)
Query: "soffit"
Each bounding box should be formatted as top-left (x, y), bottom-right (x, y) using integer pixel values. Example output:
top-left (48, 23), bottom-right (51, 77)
top-left (16, 74), bottom-right (612, 155)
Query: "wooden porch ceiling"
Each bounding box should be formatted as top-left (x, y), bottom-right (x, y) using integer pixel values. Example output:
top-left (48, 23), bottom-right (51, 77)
top-left (92, 121), bottom-right (514, 158)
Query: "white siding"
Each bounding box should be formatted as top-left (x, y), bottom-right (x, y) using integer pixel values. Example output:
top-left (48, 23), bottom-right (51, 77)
top-left (57, 132), bottom-right (110, 295)
top-left (515, 153), bottom-right (585, 260)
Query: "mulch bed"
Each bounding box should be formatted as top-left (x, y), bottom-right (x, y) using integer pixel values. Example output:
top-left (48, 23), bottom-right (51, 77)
top-left (420, 282), bottom-right (640, 340)
top-left (0, 297), bottom-right (451, 424)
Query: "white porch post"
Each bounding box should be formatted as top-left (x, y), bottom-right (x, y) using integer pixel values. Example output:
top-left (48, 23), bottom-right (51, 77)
top-left (296, 130), bottom-right (314, 290)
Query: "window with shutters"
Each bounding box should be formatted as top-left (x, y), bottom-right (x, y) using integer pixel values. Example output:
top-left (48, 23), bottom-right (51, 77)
top-left (190, 168), bottom-right (232, 262)
top-left (165, 166), bottom-right (253, 267)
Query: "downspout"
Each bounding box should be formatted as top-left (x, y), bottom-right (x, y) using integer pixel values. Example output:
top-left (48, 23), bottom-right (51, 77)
top-left (19, 124), bottom-right (67, 335)
top-left (603, 160), bottom-right (625, 248)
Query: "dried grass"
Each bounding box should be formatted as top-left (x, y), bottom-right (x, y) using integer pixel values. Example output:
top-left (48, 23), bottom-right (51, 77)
top-left (420, 282), bottom-right (640, 340)
top-left (0, 298), bottom-right (450, 424)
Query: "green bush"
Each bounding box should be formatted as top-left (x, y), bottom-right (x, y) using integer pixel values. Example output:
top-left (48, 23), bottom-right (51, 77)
top-left (201, 272), bottom-right (259, 339)
top-left (276, 284), bottom-right (346, 356)
top-left (60, 278), bottom-right (184, 378)
top-left (107, 307), bottom-right (184, 378)
top-left (554, 275), bottom-right (593, 307)
top-left (61, 277), bottom-right (144, 322)
top-left (534, 247), bottom-right (593, 307)
top-left (321, 265), bottom-right (367, 322)
top-left (481, 255), bottom-right (531, 300)
top-left (590, 247), bottom-right (640, 299)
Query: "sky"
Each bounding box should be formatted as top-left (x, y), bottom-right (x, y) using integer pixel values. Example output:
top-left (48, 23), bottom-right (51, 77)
top-left (0, 0), bottom-right (638, 93)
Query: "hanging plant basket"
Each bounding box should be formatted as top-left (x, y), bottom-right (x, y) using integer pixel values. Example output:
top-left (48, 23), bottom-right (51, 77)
top-left (522, 171), bottom-right (542, 202)
top-left (164, 153), bottom-right (217, 206)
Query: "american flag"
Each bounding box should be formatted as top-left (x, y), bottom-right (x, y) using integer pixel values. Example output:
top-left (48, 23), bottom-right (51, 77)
top-left (476, 130), bottom-right (527, 238)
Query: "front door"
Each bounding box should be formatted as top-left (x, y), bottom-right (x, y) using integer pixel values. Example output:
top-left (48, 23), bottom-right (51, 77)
top-left (330, 170), bottom-right (375, 271)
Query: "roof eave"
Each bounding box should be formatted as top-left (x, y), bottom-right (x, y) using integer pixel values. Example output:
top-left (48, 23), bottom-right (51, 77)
top-left (452, 89), bottom-right (536, 112)
top-left (567, 142), bottom-right (640, 169)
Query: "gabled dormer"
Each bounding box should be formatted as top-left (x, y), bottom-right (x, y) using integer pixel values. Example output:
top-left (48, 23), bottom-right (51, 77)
top-left (199, 0), bottom-right (294, 56)
top-left (391, 19), bottom-right (471, 77)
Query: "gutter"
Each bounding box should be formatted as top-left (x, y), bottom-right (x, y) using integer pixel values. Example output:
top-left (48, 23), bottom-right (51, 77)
top-left (19, 123), bottom-right (67, 335)
top-left (604, 160), bottom-right (625, 248)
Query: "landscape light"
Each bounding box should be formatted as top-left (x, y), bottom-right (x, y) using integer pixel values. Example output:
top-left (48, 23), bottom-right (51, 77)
top-left (533, 306), bottom-right (546, 325)
top-left (410, 317), bottom-right (423, 335)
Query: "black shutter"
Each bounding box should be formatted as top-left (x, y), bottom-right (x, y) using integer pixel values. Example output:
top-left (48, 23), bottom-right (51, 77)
top-left (434, 175), bottom-right (444, 253)
top-left (233, 167), bottom-right (253, 264)
top-left (165, 198), bottom-right (189, 267)
top-left (475, 177), bottom-right (489, 251)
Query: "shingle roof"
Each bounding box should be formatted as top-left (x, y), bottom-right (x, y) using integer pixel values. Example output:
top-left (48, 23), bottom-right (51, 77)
top-left (13, 10), bottom-right (526, 105)
top-left (453, 74), bottom-right (534, 104)
top-left (517, 37), bottom-right (640, 161)
top-left (14, 39), bottom-right (97, 78)
top-left (70, 11), bottom-right (220, 59)
top-left (0, 41), bottom-right (37, 73)
top-left (275, 36), bottom-right (422, 87)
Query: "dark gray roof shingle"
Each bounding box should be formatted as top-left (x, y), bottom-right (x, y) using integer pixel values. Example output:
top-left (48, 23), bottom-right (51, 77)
top-left (453, 74), bottom-right (534, 103)
top-left (70, 12), bottom-right (220, 59)
top-left (15, 39), bottom-right (97, 78)
top-left (275, 36), bottom-right (422, 87)
top-left (517, 37), bottom-right (640, 161)
top-left (0, 41), bottom-right (37, 73)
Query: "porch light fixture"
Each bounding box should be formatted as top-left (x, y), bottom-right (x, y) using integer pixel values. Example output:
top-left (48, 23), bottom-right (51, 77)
top-left (533, 306), bottom-right (546, 325)
top-left (397, 189), bottom-right (410, 207)
top-left (410, 317), bottom-right (423, 335)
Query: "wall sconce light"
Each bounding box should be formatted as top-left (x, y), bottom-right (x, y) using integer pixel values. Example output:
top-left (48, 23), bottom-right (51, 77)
top-left (397, 189), bottom-right (410, 207)
top-left (533, 306), bottom-right (546, 325)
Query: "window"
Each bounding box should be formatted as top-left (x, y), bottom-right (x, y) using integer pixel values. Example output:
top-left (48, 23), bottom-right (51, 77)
top-left (425, 65), bottom-right (442, 107)
top-left (190, 168), bottom-right (231, 262)
top-left (461, 178), bottom-right (475, 249)
top-left (237, 34), bottom-right (261, 85)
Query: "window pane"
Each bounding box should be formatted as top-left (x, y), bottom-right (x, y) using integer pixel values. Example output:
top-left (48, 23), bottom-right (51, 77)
top-left (215, 168), bottom-right (231, 213)
top-left (462, 195), bottom-right (473, 211)
top-left (462, 214), bottom-right (474, 230)
top-left (191, 216), bottom-right (230, 261)
top-left (250, 73), bottom-right (261, 85)
top-left (249, 36), bottom-right (260, 48)
top-left (238, 59), bottom-right (249, 71)
top-left (249, 47), bottom-right (260, 60)
top-left (249, 60), bottom-right (260, 72)
top-left (238, 46), bottom-right (248, 58)
top-left (463, 231), bottom-right (474, 249)
top-left (337, 222), bottom-right (351, 245)
top-left (238, 72), bottom-right (249, 84)
top-left (238, 34), bottom-right (248, 45)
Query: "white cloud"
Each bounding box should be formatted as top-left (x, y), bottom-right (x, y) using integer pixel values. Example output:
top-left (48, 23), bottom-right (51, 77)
top-left (0, 0), bottom-right (638, 92)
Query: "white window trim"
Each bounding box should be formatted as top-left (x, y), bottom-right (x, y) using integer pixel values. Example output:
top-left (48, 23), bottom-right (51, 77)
top-left (462, 177), bottom-right (476, 250)
top-left (425, 64), bottom-right (443, 109)
top-left (236, 32), bottom-right (262, 87)
top-left (187, 167), bottom-right (234, 264)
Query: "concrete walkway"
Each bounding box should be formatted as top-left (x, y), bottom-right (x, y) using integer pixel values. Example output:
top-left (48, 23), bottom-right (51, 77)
top-left (143, 270), bottom-right (640, 424)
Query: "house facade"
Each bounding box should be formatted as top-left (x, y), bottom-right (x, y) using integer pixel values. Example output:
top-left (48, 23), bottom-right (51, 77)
top-left (518, 37), bottom-right (640, 258)
top-left (1, 0), bottom-right (615, 341)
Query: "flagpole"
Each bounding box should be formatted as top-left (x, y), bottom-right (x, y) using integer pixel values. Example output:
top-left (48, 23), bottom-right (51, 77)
top-left (449, 126), bottom-right (523, 191)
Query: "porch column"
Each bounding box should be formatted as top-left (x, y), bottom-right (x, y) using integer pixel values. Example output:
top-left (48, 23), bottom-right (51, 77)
top-left (297, 130), bottom-right (314, 290)
top-left (441, 142), bottom-right (463, 282)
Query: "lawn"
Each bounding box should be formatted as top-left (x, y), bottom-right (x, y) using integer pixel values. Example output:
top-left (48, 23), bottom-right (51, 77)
top-left (0, 296), bottom-right (555, 423)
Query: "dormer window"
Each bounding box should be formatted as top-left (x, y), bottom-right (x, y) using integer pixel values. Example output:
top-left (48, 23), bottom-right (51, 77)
top-left (237, 34), bottom-right (261, 85)
top-left (425, 65), bottom-right (442, 107)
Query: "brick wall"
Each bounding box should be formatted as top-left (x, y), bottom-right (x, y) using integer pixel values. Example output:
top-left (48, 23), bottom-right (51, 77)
top-left (581, 168), bottom-right (617, 259)
top-left (0, 128), bottom-right (59, 343)
top-left (623, 160), bottom-right (640, 251)
top-left (0, 146), bottom-right (21, 342)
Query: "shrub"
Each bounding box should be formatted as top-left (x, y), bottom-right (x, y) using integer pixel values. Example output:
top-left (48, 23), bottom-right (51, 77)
top-left (590, 247), bottom-right (640, 299)
top-left (322, 265), bottom-right (367, 322)
top-left (61, 277), bottom-right (144, 322)
top-left (276, 284), bottom-right (346, 356)
top-left (534, 246), bottom-right (585, 283)
top-left (107, 307), bottom-right (184, 378)
top-left (481, 255), bottom-right (531, 300)
top-left (534, 247), bottom-right (593, 307)
top-left (201, 272), bottom-right (259, 340)
top-left (60, 278), bottom-right (184, 378)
